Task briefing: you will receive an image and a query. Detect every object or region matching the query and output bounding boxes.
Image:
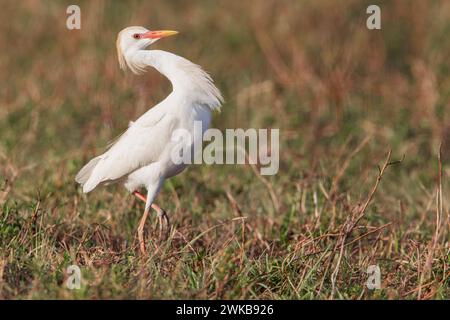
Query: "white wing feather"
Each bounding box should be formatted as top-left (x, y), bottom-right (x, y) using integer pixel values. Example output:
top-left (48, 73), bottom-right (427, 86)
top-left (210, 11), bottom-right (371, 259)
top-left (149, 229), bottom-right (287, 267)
top-left (77, 102), bottom-right (178, 193)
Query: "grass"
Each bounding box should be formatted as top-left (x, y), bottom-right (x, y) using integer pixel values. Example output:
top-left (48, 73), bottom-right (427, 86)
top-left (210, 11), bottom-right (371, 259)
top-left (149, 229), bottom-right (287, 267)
top-left (0, 0), bottom-right (449, 299)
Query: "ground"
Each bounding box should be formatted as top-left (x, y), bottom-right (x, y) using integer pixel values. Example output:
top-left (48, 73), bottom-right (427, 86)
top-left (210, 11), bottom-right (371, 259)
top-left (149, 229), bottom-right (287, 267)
top-left (0, 0), bottom-right (448, 299)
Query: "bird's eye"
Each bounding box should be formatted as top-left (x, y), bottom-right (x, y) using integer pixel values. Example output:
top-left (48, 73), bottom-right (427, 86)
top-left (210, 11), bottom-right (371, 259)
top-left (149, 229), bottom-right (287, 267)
top-left (133, 33), bottom-right (141, 39)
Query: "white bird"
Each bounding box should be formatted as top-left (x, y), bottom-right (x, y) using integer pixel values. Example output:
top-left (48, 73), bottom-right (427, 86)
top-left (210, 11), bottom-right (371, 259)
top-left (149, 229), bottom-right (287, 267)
top-left (75, 26), bottom-right (223, 254)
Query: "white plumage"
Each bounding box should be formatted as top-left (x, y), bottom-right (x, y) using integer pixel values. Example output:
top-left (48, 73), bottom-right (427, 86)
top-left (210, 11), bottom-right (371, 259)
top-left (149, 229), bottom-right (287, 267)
top-left (75, 26), bottom-right (223, 253)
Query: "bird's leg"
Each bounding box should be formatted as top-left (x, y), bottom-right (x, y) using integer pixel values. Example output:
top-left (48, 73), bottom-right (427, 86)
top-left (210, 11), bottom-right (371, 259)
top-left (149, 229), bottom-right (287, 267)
top-left (137, 207), bottom-right (150, 255)
top-left (134, 191), bottom-right (147, 203)
top-left (133, 191), bottom-right (171, 241)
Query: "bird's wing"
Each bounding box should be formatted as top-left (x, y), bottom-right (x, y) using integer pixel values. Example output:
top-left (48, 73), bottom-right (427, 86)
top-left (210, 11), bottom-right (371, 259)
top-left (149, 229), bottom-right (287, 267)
top-left (79, 107), bottom-right (179, 193)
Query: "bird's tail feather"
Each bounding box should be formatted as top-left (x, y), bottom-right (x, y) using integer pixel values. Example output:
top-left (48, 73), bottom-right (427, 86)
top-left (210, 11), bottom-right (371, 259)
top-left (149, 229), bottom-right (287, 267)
top-left (75, 156), bottom-right (102, 192)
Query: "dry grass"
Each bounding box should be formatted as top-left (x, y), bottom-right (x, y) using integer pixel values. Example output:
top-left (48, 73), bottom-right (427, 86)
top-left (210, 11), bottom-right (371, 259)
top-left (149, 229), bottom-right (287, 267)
top-left (0, 0), bottom-right (448, 299)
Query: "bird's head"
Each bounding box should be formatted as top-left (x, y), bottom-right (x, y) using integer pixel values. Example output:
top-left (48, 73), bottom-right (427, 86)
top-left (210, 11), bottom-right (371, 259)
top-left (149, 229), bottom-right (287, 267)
top-left (116, 26), bottom-right (178, 74)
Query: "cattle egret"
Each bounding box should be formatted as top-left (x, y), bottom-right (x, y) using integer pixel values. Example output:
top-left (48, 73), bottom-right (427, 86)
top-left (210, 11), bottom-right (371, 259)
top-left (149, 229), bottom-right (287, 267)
top-left (75, 26), bottom-right (223, 254)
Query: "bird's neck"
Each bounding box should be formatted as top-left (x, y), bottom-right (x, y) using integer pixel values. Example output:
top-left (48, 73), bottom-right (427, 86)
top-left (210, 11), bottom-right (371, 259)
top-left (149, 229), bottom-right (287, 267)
top-left (130, 50), bottom-right (223, 111)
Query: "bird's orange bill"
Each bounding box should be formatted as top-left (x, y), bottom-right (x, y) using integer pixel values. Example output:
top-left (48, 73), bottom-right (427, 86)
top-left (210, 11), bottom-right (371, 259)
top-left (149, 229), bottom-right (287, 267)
top-left (141, 30), bottom-right (179, 39)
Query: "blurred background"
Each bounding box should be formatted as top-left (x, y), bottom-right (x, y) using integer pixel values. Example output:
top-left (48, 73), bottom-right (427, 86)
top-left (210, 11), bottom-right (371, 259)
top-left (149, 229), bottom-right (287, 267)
top-left (0, 0), bottom-right (448, 299)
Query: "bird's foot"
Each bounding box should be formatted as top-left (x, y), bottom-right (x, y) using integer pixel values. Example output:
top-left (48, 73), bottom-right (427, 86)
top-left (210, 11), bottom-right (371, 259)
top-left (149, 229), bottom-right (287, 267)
top-left (157, 208), bottom-right (171, 241)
